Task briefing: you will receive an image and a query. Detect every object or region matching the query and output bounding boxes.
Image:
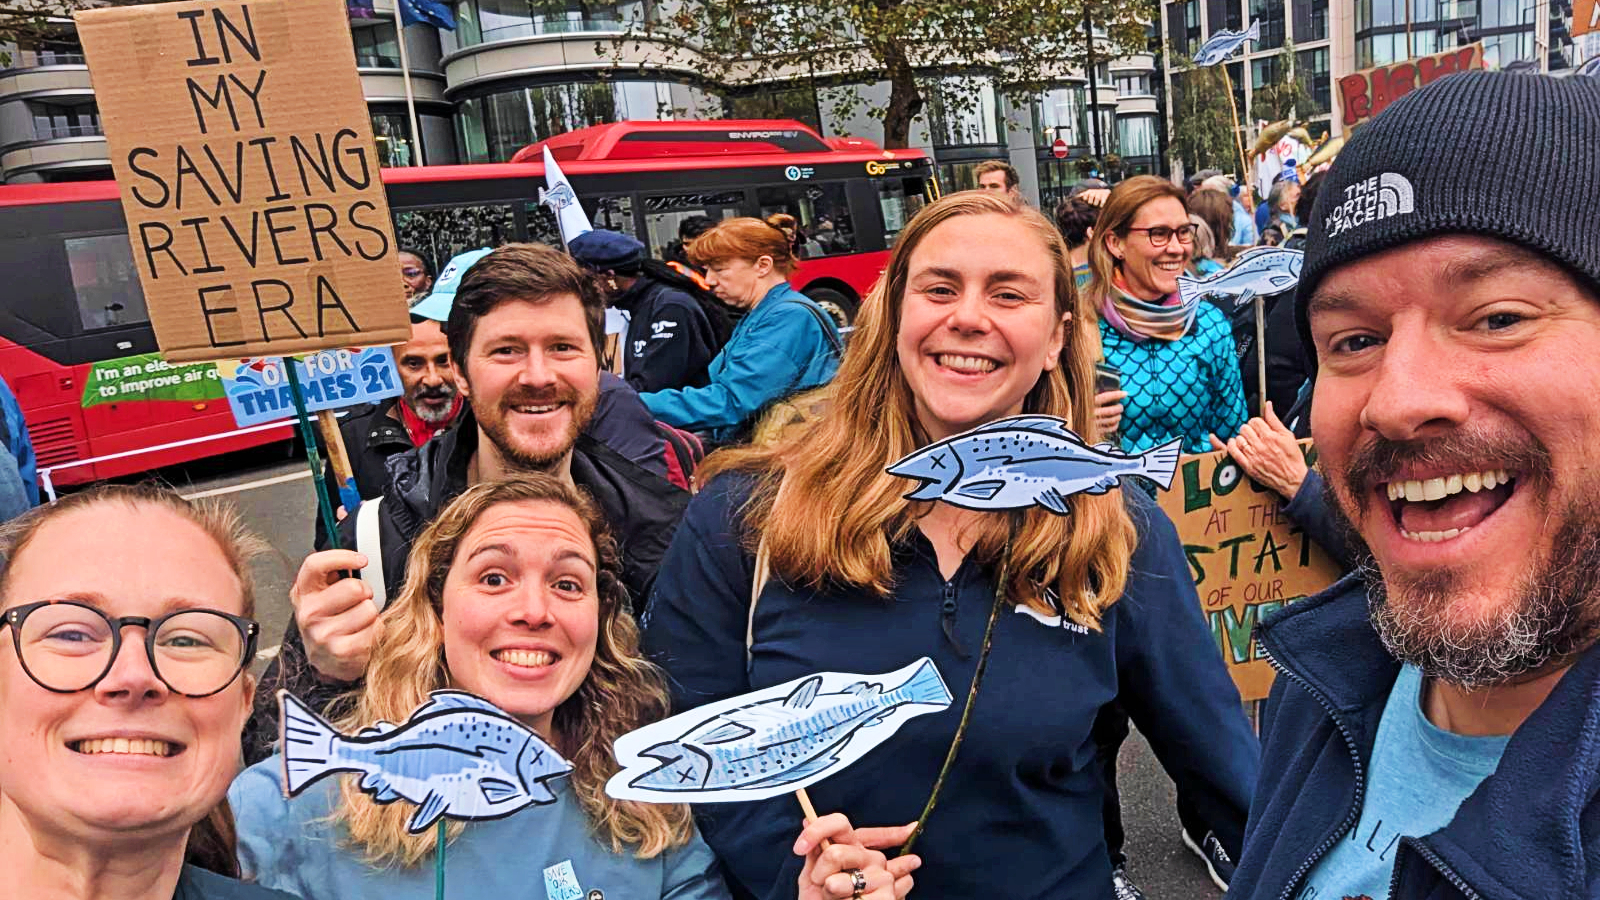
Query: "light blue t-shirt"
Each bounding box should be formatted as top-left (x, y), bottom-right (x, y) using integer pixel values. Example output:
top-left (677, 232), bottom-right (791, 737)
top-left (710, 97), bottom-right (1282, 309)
top-left (229, 756), bottom-right (732, 900)
top-left (1298, 665), bottom-right (1509, 900)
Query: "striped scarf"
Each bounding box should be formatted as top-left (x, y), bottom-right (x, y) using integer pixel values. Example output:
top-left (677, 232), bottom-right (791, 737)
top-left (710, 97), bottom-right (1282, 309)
top-left (1099, 275), bottom-right (1199, 342)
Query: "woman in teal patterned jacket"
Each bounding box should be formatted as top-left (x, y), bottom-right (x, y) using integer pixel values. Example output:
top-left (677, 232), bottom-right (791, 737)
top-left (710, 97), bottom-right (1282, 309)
top-left (1078, 175), bottom-right (1248, 897)
top-left (1084, 176), bottom-right (1247, 455)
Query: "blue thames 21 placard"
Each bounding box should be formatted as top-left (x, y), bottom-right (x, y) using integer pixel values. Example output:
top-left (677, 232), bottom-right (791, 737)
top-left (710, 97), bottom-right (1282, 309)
top-left (217, 347), bottom-right (403, 428)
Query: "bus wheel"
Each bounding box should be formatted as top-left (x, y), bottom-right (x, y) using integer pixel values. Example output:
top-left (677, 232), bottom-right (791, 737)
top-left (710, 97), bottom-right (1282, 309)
top-left (807, 287), bottom-right (858, 329)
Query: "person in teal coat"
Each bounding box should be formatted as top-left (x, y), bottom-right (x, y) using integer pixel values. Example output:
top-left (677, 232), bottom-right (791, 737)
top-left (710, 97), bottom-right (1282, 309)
top-left (641, 215), bottom-right (841, 442)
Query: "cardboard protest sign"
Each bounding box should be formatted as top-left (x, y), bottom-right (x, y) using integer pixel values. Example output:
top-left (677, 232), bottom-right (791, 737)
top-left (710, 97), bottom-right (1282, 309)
top-left (77, 0), bottom-right (411, 363)
top-left (216, 347), bottom-right (402, 427)
top-left (280, 690), bottom-right (569, 834)
top-left (1337, 43), bottom-right (1484, 130)
top-left (608, 658), bottom-right (951, 803)
top-left (887, 415), bottom-right (1180, 513)
top-left (81, 353), bottom-right (224, 408)
top-left (1157, 445), bottom-right (1342, 701)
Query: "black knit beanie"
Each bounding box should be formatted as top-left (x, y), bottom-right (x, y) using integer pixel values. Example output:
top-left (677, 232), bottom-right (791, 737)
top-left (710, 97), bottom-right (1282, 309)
top-left (1296, 71), bottom-right (1600, 357)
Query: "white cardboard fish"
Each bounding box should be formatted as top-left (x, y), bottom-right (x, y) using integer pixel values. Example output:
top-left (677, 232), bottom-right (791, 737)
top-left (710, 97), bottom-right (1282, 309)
top-left (887, 415), bottom-right (1179, 514)
top-left (606, 658), bottom-right (952, 803)
top-left (279, 690), bottom-right (570, 833)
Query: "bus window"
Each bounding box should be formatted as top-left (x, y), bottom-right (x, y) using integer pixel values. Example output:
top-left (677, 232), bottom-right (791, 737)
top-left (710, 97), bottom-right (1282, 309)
top-left (639, 190), bottom-right (745, 258)
top-left (393, 203), bottom-right (517, 274)
top-left (756, 183), bottom-right (856, 259)
top-left (525, 195), bottom-right (637, 247)
top-left (875, 176), bottom-right (929, 243)
top-left (66, 234), bottom-right (149, 331)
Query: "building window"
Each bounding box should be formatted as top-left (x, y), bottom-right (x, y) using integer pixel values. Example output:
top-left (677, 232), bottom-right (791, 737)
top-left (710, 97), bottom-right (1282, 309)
top-left (1296, 47), bottom-right (1331, 114)
top-left (1249, 0), bottom-right (1285, 48)
top-left (1117, 114), bottom-right (1157, 158)
top-left (1115, 73), bottom-right (1153, 96)
top-left (1035, 84), bottom-right (1087, 148)
top-left (922, 76), bottom-right (1005, 148)
top-left (1185, 0), bottom-right (1202, 52)
top-left (1292, 0), bottom-right (1328, 41)
top-left (6, 37), bottom-right (85, 69)
top-left (1208, 0), bottom-right (1243, 34)
top-left (725, 85), bottom-right (822, 133)
top-left (1251, 54), bottom-right (1282, 88)
top-left (453, 0), bottom-right (645, 46)
top-left (27, 100), bottom-right (100, 141)
top-left (370, 112), bottom-right (416, 167)
top-left (455, 78), bottom-right (723, 163)
top-left (351, 19), bottom-right (401, 67)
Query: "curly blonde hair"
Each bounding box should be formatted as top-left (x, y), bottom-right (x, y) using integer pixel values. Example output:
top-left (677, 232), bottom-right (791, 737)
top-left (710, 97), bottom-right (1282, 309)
top-left (332, 476), bottom-right (691, 866)
top-left (700, 191), bottom-right (1138, 627)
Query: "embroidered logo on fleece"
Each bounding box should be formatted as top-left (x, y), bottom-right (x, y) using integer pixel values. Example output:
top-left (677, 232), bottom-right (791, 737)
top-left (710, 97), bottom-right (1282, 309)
top-left (543, 860), bottom-right (583, 900)
top-left (1323, 172), bottom-right (1414, 238)
top-left (1014, 587), bottom-right (1091, 635)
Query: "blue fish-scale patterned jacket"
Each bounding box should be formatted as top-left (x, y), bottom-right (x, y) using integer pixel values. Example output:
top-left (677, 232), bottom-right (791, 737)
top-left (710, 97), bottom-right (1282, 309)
top-left (1100, 301), bottom-right (1248, 454)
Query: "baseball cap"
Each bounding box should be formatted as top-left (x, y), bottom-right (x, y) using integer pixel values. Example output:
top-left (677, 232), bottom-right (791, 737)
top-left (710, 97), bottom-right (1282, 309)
top-left (410, 247), bottom-right (492, 323)
top-left (568, 229), bottom-right (646, 274)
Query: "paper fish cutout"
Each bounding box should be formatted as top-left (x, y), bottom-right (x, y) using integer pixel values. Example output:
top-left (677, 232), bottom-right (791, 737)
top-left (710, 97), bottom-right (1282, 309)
top-left (606, 658), bottom-right (951, 803)
top-left (279, 690), bottom-right (570, 833)
top-left (1192, 19), bottom-right (1259, 66)
top-left (887, 415), bottom-right (1179, 513)
top-left (1177, 247), bottom-right (1304, 309)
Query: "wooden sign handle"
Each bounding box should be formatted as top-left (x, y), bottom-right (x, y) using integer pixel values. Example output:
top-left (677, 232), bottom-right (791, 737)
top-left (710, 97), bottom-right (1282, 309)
top-left (794, 788), bottom-right (831, 850)
top-left (316, 408), bottom-right (355, 493)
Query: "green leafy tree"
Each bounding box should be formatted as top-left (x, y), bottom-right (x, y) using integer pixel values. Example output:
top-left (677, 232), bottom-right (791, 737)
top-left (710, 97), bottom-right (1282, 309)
top-left (1249, 42), bottom-right (1311, 123)
top-left (602, 0), bottom-right (1156, 149)
top-left (1166, 54), bottom-right (1237, 176)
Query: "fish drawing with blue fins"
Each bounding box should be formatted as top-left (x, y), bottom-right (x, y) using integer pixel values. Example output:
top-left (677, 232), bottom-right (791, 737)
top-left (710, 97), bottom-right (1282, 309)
top-left (279, 690), bottom-right (570, 833)
top-left (607, 658), bottom-right (951, 803)
top-left (887, 415), bottom-right (1180, 513)
top-left (1176, 246), bottom-right (1303, 308)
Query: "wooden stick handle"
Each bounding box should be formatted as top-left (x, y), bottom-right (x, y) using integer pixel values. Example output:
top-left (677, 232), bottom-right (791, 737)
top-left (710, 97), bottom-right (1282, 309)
top-left (794, 788), bottom-right (831, 850)
top-left (1255, 294), bottom-right (1268, 419)
top-left (316, 408), bottom-right (355, 490)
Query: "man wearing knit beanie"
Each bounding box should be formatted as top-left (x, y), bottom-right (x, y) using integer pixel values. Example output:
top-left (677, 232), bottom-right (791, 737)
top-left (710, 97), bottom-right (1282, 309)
top-left (1229, 72), bottom-right (1600, 900)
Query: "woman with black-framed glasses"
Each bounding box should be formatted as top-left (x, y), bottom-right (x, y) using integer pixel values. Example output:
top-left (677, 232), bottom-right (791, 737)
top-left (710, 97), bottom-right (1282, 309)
top-left (0, 484), bottom-right (298, 900)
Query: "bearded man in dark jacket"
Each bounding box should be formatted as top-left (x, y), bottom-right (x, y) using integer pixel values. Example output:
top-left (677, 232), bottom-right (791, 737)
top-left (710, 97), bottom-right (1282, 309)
top-left (245, 243), bottom-right (688, 764)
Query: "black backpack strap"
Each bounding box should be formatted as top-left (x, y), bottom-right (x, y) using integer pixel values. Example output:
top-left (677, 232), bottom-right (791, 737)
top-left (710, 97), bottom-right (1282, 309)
top-left (787, 300), bottom-right (844, 359)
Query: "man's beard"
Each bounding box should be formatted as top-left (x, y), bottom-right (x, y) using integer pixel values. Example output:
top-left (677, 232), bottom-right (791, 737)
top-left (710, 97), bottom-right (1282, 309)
top-left (404, 383), bottom-right (458, 424)
top-left (473, 383), bottom-right (597, 471)
top-left (1328, 428), bottom-right (1600, 689)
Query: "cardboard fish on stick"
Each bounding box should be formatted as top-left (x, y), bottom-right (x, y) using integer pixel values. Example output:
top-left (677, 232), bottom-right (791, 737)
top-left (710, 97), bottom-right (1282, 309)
top-left (607, 659), bottom-right (952, 803)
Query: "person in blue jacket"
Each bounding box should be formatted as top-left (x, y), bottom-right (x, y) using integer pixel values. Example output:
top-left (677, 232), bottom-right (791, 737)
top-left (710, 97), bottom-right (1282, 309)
top-left (1228, 73), bottom-right (1600, 900)
top-left (0, 373), bottom-right (38, 513)
top-left (232, 476), bottom-right (907, 900)
top-left (640, 215), bottom-right (841, 443)
top-left (641, 191), bottom-right (1257, 900)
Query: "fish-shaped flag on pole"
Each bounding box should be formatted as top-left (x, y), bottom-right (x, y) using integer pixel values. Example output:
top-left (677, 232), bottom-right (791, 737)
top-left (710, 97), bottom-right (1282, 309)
top-left (1191, 19), bottom-right (1259, 66)
top-left (607, 658), bottom-right (952, 803)
top-left (540, 146), bottom-right (593, 248)
top-left (279, 690), bottom-right (570, 833)
top-left (1176, 247), bottom-right (1303, 309)
top-left (887, 416), bottom-right (1180, 514)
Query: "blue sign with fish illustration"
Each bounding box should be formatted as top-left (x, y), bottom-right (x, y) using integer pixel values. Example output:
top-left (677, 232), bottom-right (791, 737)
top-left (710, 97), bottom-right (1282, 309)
top-left (887, 415), bottom-right (1180, 514)
top-left (1192, 19), bottom-right (1259, 66)
top-left (279, 690), bottom-right (570, 833)
top-left (607, 658), bottom-right (952, 803)
top-left (1176, 247), bottom-right (1303, 309)
top-left (218, 347), bottom-right (403, 428)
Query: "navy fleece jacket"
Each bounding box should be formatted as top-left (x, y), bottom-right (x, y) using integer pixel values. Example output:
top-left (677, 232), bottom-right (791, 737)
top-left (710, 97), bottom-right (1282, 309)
top-left (1232, 574), bottom-right (1600, 899)
top-left (641, 474), bottom-right (1259, 899)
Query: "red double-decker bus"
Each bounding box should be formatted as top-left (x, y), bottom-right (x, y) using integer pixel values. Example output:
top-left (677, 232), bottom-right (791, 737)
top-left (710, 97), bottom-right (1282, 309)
top-left (0, 120), bottom-right (935, 487)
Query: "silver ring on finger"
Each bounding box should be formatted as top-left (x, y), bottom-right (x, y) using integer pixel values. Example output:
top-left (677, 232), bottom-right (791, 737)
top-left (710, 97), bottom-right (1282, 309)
top-left (849, 868), bottom-right (868, 898)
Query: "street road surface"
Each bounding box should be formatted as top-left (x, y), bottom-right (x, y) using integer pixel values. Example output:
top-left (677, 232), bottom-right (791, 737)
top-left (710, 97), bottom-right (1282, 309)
top-left (115, 446), bottom-right (1226, 899)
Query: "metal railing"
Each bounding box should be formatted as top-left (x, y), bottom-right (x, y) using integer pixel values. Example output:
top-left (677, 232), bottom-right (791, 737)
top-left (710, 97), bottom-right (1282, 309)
top-left (4, 50), bottom-right (87, 69)
top-left (473, 15), bottom-right (624, 44)
top-left (32, 122), bottom-right (103, 141)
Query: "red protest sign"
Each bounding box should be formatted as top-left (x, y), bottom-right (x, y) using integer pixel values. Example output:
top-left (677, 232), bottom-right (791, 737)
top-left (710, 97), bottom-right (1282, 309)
top-left (1337, 43), bottom-right (1484, 130)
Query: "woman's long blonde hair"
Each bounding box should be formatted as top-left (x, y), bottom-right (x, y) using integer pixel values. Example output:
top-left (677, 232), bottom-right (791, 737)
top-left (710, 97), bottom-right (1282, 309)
top-left (700, 191), bottom-right (1137, 625)
top-left (332, 477), bottom-right (691, 866)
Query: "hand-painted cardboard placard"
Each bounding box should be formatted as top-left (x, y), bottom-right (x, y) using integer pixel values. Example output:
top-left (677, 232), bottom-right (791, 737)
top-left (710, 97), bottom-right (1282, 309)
top-left (1156, 445), bottom-right (1341, 701)
top-left (217, 347), bottom-right (401, 427)
top-left (1338, 43), bottom-right (1484, 129)
top-left (81, 353), bottom-right (225, 408)
top-left (76, 0), bottom-right (411, 363)
top-left (607, 658), bottom-right (952, 803)
top-left (280, 690), bottom-right (570, 833)
top-left (888, 415), bottom-right (1179, 514)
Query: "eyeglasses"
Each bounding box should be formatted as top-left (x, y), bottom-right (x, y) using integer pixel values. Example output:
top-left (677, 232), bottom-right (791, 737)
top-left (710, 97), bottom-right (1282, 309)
top-left (1, 601), bottom-right (258, 698)
top-left (1124, 224), bottom-right (1197, 248)
top-left (401, 267), bottom-right (425, 278)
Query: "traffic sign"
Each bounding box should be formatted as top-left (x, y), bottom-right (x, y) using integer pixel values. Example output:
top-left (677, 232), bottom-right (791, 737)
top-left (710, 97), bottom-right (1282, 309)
top-left (1052, 139), bottom-right (1070, 159)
